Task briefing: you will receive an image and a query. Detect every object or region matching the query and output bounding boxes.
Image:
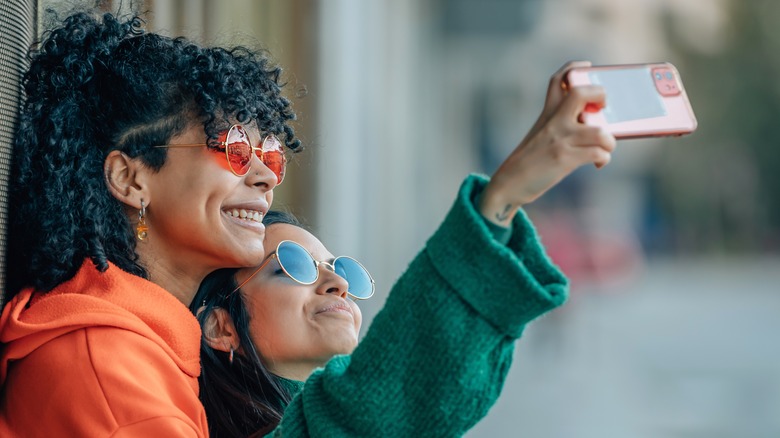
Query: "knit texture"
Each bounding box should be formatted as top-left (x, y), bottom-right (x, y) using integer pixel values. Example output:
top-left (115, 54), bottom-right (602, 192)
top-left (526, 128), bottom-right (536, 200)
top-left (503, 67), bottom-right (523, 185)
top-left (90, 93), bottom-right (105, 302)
top-left (268, 174), bottom-right (568, 437)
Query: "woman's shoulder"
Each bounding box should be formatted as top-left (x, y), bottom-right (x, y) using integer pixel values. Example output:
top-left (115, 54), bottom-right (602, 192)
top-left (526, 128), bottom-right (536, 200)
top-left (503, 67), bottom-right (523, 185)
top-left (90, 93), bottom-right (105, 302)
top-left (0, 258), bottom-right (202, 382)
top-left (0, 324), bottom-right (206, 436)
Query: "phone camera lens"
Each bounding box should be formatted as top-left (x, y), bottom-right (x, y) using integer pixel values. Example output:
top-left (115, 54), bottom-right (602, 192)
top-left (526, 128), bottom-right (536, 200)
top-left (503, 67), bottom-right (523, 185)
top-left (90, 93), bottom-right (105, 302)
top-left (665, 71), bottom-right (673, 80)
top-left (655, 72), bottom-right (663, 80)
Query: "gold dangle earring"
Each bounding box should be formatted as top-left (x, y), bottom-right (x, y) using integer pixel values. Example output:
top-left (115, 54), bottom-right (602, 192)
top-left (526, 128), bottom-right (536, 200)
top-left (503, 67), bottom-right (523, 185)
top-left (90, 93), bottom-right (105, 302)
top-left (229, 348), bottom-right (235, 364)
top-left (136, 200), bottom-right (149, 241)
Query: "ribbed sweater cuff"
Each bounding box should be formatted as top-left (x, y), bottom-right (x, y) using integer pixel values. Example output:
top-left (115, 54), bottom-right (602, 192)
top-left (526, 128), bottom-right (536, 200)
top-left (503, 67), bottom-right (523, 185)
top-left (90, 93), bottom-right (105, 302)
top-left (425, 174), bottom-right (568, 338)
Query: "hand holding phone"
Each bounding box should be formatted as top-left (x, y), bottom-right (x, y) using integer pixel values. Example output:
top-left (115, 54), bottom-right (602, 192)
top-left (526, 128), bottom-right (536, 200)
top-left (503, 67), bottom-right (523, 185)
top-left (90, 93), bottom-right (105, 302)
top-left (478, 61), bottom-right (618, 227)
top-left (563, 62), bottom-right (697, 139)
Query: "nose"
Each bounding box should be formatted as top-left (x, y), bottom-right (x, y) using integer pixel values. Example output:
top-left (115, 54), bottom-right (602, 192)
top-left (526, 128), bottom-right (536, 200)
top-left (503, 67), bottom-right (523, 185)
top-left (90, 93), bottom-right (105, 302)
top-left (315, 263), bottom-right (349, 299)
top-left (243, 155), bottom-right (278, 191)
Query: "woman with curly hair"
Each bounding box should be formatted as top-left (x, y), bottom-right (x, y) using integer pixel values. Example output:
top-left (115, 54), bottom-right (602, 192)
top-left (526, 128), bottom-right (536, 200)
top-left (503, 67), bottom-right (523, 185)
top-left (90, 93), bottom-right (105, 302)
top-left (190, 60), bottom-right (616, 436)
top-left (0, 9), bottom-right (299, 437)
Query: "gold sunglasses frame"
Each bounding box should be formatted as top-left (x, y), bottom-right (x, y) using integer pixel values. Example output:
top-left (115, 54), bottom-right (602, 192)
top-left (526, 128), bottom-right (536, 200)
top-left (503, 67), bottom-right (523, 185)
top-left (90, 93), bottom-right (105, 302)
top-left (232, 240), bottom-right (376, 300)
top-left (153, 124), bottom-right (286, 182)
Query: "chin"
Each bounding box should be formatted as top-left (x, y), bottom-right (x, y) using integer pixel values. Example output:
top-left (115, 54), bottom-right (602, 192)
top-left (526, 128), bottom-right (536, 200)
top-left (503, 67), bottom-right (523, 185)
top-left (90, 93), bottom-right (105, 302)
top-left (330, 338), bottom-right (359, 356)
top-left (343, 338), bottom-right (359, 354)
top-left (232, 246), bottom-right (266, 267)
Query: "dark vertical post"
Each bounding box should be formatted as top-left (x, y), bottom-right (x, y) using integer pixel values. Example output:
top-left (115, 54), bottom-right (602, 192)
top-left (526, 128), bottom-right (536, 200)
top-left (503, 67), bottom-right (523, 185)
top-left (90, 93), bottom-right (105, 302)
top-left (0, 0), bottom-right (37, 303)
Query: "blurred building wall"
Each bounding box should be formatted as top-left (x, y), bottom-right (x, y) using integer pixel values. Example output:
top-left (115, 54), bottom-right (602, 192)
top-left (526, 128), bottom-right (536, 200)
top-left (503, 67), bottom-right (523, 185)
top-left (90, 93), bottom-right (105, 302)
top-left (32, 0), bottom-right (780, 436)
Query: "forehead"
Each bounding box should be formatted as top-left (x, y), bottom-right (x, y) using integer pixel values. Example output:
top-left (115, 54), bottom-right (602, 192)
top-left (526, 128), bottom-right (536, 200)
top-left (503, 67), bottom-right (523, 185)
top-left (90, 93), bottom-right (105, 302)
top-left (264, 223), bottom-right (334, 260)
top-left (169, 121), bottom-right (262, 144)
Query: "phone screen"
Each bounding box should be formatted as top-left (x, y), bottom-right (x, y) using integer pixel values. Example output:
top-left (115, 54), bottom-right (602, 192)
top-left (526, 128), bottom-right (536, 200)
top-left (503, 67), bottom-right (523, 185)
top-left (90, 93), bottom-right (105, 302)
top-left (587, 67), bottom-right (667, 123)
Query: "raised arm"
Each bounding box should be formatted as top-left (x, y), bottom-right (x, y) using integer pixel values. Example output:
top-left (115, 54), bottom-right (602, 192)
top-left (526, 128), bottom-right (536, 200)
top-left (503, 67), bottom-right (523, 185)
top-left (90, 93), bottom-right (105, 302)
top-left (269, 61), bottom-right (615, 438)
top-left (481, 61), bottom-right (615, 227)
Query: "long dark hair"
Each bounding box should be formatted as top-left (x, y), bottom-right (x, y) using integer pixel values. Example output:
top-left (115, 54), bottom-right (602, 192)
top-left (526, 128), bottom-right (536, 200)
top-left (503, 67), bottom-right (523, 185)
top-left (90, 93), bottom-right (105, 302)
top-left (192, 211), bottom-right (304, 437)
top-left (5, 9), bottom-right (301, 300)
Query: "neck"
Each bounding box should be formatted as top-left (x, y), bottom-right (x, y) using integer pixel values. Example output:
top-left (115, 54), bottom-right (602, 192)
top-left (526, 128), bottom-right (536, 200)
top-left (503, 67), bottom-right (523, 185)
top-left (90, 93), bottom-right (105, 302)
top-left (269, 361), bottom-right (322, 382)
top-left (135, 243), bottom-right (209, 307)
top-left (145, 265), bottom-right (203, 306)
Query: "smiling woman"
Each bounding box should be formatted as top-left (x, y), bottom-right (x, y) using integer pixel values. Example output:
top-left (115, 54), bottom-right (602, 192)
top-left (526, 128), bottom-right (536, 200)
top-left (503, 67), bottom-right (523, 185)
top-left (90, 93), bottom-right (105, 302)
top-left (0, 9), bottom-right (299, 437)
top-left (193, 211), bottom-right (372, 435)
top-left (191, 60), bottom-right (617, 437)
top-left (114, 122), bottom-right (281, 297)
top-left (238, 223), bottom-right (366, 380)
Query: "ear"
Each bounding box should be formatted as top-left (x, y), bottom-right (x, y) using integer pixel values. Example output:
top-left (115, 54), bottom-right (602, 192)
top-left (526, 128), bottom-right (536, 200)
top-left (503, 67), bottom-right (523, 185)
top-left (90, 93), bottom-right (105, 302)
top-left (104, 150), bottom-right (151, 210)
top-left (202, 307), bottom-right (241, 353)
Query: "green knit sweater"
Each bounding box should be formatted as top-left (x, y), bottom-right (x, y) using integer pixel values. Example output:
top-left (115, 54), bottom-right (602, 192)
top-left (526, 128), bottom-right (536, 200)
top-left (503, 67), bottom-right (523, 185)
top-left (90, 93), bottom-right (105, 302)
top-left (267, 174), bottom-right (568, 437)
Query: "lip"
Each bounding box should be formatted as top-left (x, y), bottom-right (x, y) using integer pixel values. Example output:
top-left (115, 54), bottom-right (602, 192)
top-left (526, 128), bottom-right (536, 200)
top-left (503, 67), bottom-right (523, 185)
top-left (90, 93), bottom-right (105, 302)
top-left (315, 300), bottom-right (355, 317)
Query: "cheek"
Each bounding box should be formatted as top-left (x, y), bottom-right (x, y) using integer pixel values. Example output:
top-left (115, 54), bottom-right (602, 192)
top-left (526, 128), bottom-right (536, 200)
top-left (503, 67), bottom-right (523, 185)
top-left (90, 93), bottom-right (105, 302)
top-left (200, 148), bottom-right (233, 174)
top-left (350, 302), bottom-right (363, 332)
top-left (157, 170), bottom-right (228, 215)
top-left (181, 154), bottom-right (238, 196)
top-left (247, 294), bottom-right (307, 352)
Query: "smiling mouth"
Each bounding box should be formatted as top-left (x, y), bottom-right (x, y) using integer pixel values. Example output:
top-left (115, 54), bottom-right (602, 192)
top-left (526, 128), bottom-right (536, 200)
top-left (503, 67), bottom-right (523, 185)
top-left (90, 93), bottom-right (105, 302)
top-left (224, 209), bottom-right (264, 223)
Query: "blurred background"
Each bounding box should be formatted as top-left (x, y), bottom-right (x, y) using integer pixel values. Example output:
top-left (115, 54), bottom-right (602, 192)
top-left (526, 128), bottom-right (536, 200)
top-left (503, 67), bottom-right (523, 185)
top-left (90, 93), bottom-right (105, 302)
top-left (37, 0), bottom-right (780, 436)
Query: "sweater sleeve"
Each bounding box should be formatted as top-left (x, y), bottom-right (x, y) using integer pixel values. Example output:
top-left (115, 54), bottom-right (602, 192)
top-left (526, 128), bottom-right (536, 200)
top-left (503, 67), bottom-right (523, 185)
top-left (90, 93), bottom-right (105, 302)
top-left (270, 174), bottom-right (568, 437)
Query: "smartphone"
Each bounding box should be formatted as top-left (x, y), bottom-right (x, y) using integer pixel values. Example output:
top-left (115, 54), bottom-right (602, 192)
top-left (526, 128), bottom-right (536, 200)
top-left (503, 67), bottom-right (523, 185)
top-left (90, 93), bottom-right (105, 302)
top-left (563, 62), bottom-right (697, 139)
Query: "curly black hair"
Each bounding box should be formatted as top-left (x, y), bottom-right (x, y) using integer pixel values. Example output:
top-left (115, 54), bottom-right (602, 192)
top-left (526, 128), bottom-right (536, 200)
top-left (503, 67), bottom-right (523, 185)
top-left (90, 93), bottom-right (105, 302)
top-left (5, 10), bottom-right (301, 300)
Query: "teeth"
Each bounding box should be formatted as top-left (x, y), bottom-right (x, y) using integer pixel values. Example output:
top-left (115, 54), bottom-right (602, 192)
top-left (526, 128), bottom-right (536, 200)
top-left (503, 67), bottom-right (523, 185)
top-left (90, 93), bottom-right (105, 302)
top-left (225, 209), bottom-right (263, 223)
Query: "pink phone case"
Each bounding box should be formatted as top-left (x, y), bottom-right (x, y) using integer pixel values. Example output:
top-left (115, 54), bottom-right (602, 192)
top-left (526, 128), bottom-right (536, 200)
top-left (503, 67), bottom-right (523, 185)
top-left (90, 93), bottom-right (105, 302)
top-left (564, 62), bottom-right (697, 139)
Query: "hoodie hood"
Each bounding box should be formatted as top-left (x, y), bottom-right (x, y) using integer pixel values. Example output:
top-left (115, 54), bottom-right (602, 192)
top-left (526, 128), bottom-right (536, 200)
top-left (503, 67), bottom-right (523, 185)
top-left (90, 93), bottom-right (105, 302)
top-left (0, 259), bottom-right (202, 385)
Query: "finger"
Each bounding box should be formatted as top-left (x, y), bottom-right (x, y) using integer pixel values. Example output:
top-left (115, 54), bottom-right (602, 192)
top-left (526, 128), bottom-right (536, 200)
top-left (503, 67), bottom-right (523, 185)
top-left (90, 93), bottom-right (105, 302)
top-left (551, 60), bottom-right (592, 88)
top-left (528, 61), bottom-right (594, 137)
top-left (546, 60), bottom-right (592, 105)
top-left (559, 85), bottom-right (607, 120)
top-left (567, 145), bottom-right (612, 169)
top-left (571, 126), bottom-right (617, 153)
top-left (594, 150), bottom-right (612, 169)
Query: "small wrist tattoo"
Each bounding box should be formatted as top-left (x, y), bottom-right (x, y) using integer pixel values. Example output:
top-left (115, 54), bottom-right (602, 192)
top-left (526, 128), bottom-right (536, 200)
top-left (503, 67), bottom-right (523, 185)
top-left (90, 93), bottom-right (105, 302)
top-left (495, 204), bottom-right (512, 222)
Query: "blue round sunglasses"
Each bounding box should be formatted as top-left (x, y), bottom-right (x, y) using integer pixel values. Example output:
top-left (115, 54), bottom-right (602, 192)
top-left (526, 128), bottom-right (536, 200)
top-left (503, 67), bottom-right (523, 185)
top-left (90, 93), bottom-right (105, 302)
top-left (233, 240), bottom-right (375, 300)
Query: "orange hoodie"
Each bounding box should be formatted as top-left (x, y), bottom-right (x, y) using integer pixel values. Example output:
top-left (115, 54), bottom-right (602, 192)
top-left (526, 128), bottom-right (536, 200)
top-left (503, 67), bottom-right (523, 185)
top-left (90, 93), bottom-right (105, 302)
top-left (0, 260), bottom-right (209, 437)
